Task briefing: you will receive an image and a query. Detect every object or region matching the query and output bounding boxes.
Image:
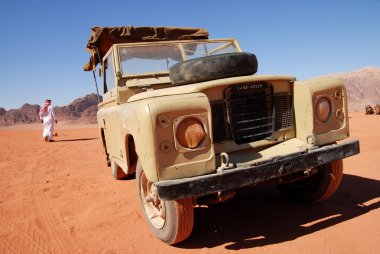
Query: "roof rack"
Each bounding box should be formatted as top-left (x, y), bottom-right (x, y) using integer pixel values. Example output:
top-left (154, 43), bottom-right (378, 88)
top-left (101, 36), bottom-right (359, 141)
top-left (83, 26), bottom-right (209, 71)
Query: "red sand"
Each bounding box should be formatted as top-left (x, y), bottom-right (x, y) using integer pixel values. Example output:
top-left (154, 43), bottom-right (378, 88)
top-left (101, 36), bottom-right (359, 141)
top-left (0, 112), bottom-right (379, 253)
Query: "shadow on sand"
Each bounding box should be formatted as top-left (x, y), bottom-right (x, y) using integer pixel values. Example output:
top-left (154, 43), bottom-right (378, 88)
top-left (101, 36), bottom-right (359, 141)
top-left (53, 138), bottom-right (99, 142)
top-left (177, 174), bottom-right (380, 250)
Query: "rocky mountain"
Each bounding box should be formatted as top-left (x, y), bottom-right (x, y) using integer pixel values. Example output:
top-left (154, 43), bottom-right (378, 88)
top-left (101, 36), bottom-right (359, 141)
top-left (0, 93), bottom-right (102, 126)
top-left (315, 66), bottom-right (380, 111)
top-left (0, 107), bottom-right (7, 116)
top-left (0, 103), bottom-right (41, 126)
top-left (53, 93), bottom-right (101, 120)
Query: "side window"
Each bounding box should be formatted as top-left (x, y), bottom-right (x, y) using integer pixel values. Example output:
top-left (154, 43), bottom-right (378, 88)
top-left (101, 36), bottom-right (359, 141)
top-left (103, 52), bottom-right (115, 94)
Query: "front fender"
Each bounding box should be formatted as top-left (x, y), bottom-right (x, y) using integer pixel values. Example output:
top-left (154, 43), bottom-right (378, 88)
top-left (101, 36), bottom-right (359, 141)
top-left (116, 100), bottom-right (158, 181)
top-left (294, 78), bottom-right (349, 146)
top-left (117, 93), bottom-right (215, 182)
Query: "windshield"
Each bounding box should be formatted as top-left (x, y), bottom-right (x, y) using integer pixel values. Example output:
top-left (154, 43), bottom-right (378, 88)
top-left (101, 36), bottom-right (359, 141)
top-left (118, 40), bottom-right (240, 77)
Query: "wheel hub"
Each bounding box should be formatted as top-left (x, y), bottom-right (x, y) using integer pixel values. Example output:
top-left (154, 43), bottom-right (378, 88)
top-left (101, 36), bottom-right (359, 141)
top-left (141, 177), bottom-right (166, 229)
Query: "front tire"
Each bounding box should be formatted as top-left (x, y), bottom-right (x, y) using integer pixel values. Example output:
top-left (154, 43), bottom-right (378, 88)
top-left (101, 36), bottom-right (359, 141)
top-left (277, 159), bottom-right (343, 204)
top-left (136, 161), bottom-right (194, 245)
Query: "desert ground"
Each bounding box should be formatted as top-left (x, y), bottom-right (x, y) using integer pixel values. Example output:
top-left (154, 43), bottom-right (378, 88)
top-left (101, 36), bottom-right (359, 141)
top-left (0, 112), bottom-right (379, 254)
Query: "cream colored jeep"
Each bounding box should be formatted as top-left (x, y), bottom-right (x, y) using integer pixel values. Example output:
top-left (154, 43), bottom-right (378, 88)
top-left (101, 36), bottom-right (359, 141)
top-left (84, 26), bottom-right (360, 245)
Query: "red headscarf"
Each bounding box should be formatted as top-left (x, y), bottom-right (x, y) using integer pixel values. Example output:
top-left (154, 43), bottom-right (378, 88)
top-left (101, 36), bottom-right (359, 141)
top-left (39, 99), bottom-right (51, 116)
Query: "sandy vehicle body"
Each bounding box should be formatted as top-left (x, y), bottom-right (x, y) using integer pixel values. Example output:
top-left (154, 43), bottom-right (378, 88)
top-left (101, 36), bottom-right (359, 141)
top-left (84, 26), bottom-right (360, 244)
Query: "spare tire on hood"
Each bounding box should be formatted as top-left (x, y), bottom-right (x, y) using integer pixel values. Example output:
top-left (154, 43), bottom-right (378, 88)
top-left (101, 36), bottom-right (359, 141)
top-left (169, 52), bottom-right (258, 86)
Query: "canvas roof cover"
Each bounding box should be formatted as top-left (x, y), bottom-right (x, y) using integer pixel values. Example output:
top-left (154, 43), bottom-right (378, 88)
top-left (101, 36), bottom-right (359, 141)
top-left (83, 26), bottom-right (209, 71)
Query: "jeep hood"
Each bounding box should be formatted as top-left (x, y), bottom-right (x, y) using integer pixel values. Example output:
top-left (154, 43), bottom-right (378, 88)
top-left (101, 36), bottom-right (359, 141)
top-left (128, 75), bottom-right (296, 102)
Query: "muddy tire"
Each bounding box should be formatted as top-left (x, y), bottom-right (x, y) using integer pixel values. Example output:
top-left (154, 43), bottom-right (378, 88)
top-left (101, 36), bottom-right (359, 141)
top-left (111, 160), bottom-right (128, 180)
top-left (136, 161), bottom-right (194, 245)
top-left (169, 52), bottom-right (258, 86)
top-left (277, 159), bottom-right (343, 204)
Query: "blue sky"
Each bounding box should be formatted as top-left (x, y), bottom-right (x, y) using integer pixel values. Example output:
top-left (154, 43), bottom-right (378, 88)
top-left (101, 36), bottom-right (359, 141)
top-left (0, 0), bottom-right (379, 110)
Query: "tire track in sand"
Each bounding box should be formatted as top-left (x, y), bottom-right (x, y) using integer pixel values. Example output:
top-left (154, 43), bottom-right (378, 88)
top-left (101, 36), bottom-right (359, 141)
top-left (0, 146), bottom-right (52, 254)
top-left (0, 215), bottom-right (51, 254)
top-left (30, 154), bottom-right (82, 254)
top-left (16, 144), bottom-right (81, 254)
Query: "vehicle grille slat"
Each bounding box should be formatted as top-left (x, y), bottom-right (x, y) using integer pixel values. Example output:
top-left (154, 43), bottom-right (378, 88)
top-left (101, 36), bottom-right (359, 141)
top-left (210, 82), bottom-right (293, 144)
top-left (233, 116), bottom-right (274, 125)
top-left (233, 122), bottom-right (274, 132)
top-left (236, 130), bottom-right (275, 139)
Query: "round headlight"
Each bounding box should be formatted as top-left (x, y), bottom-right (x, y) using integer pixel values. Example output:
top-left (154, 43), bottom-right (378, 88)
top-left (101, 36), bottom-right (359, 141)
top-left (315, 97), bottom-right (331, 122)
top-left (176, 118), bottom-right (206, 149)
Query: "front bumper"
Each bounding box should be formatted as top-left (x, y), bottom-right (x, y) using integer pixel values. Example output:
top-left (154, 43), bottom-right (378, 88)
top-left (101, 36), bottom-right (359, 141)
top-left (156, 139), bottom-right (360, 200)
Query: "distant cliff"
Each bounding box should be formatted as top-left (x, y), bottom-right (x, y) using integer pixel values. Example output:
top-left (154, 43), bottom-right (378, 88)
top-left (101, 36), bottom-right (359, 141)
top-left (53, 93), bottom-right (101, 120)
top-left (0, 94), bottom-right (101, 126)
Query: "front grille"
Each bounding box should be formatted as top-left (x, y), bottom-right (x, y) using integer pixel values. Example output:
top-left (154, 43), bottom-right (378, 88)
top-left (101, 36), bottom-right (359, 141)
top-left (211, 82), bottom-right (293, 144)
top-left (274, 92), bottom-right (294, 130)
top-left (210, 100), bottom-right (230, 141)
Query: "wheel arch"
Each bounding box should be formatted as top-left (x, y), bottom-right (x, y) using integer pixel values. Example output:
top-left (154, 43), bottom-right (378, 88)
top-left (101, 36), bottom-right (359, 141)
top-left (125, 134), bottom-right (138, 174)
top-left (100, 128), bottom-right (111, 166)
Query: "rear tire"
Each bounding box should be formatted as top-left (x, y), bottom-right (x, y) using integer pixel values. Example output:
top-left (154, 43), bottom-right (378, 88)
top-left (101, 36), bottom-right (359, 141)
top-left (277, 159), bottom-right (343, 204)
top-left (136, 161), bottom-right (194, 244)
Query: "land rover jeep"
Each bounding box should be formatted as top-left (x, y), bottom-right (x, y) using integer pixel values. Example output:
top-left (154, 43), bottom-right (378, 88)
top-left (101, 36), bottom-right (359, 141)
top-left (84, 26), bottom-right (360, 245)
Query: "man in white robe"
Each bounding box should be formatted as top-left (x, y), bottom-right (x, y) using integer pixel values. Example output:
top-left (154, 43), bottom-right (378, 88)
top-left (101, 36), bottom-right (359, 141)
top-left (39, 99), bottom-right (57, 142)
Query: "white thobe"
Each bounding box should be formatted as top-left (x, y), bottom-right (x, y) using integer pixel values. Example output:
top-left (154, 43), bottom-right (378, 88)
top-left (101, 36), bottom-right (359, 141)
top-left (40, 106), bottom-right (56, 140)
